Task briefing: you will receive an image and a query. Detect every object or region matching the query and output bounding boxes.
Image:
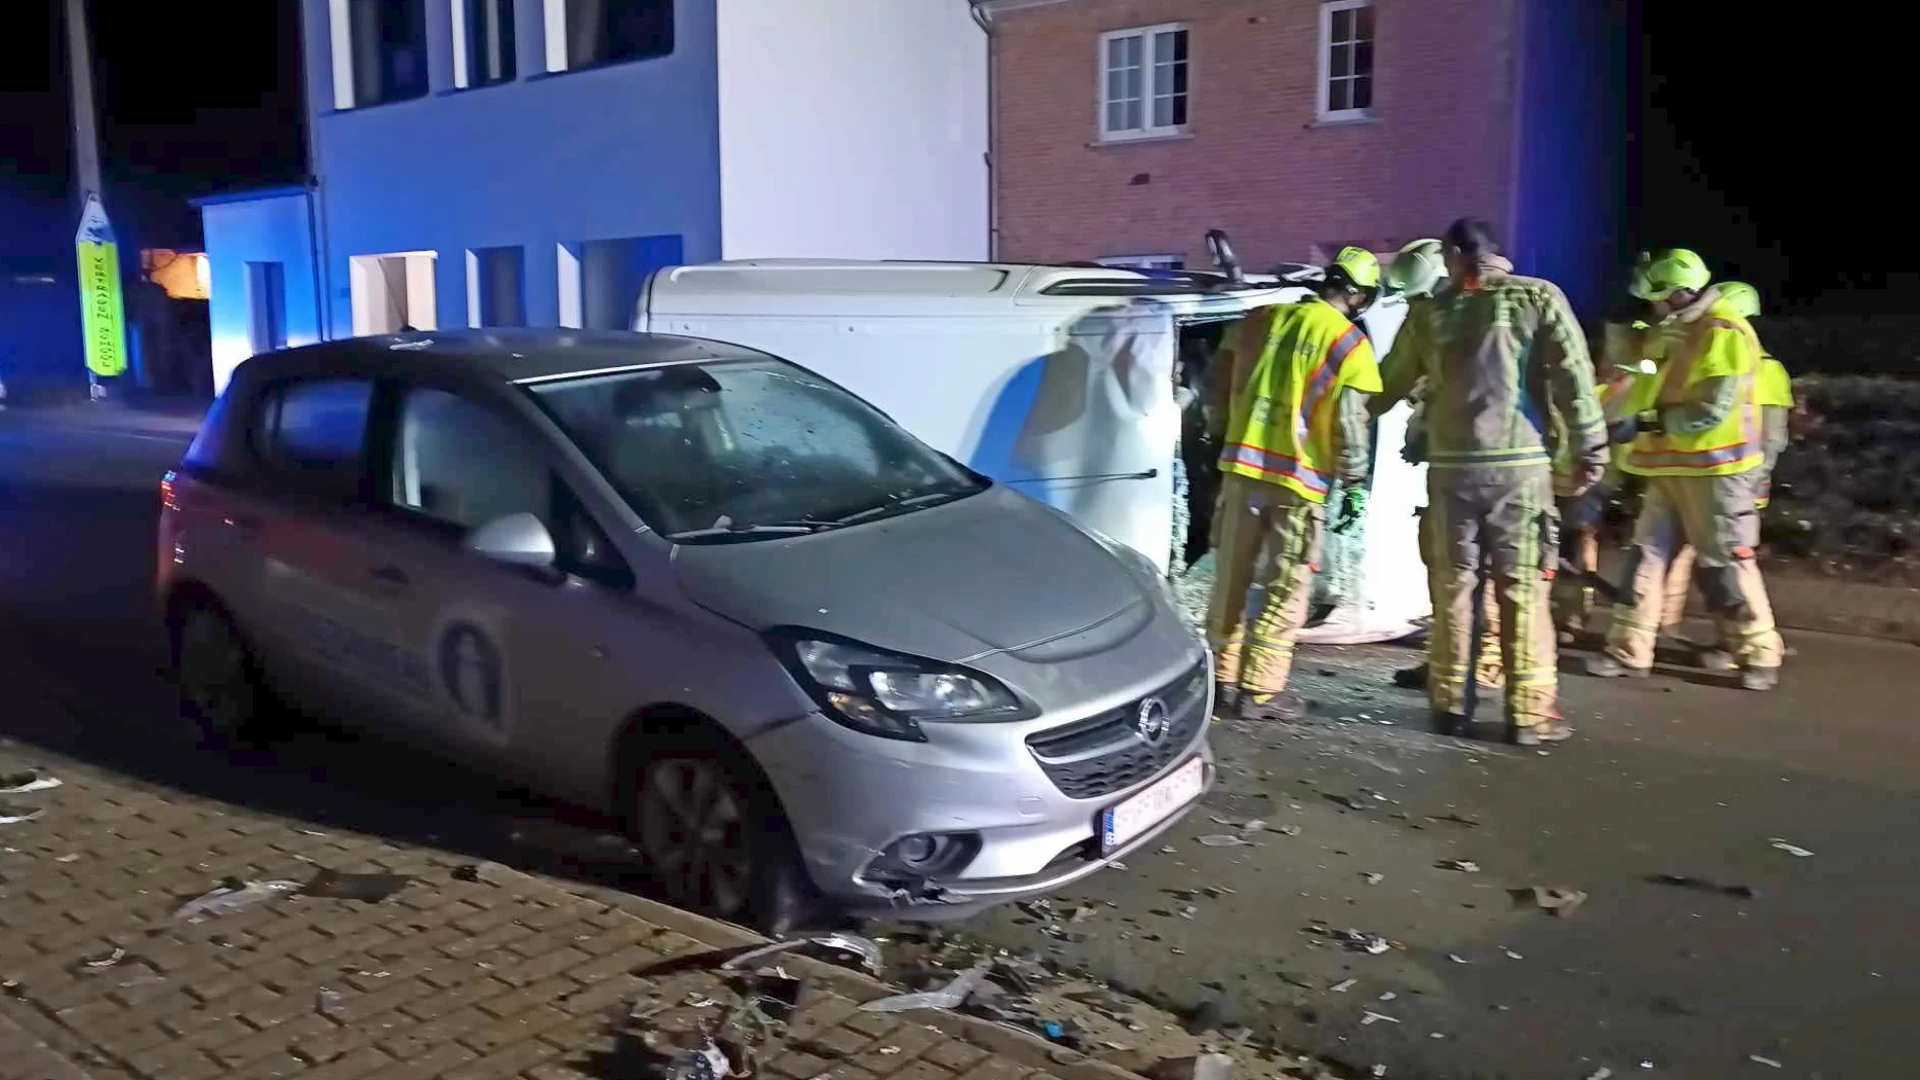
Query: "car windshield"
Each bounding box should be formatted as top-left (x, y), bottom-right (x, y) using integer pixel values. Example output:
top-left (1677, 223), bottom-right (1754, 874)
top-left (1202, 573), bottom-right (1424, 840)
top-left (526, 358), bottom-right (985, 543)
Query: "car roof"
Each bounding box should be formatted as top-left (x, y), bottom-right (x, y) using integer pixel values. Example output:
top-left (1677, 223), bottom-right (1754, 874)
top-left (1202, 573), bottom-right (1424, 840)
top-left (232, 329), bottom-right (769, 390)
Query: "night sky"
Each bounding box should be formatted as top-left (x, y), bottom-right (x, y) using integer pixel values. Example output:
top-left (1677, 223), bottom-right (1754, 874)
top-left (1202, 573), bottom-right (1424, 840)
top-left (0, 1), bottom-right (1902, 315)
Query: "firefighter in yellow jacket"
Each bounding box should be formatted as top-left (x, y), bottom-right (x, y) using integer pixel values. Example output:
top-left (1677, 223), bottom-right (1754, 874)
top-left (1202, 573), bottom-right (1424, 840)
top-left (1652, 280), bottom-right (1794, 669)
top-left (1588, 252), bottom-right (1785, 688)
top-left (1207, 247), bottom-right (1383, 719)
top-left (1375, 220), bottom-right (1608, 744)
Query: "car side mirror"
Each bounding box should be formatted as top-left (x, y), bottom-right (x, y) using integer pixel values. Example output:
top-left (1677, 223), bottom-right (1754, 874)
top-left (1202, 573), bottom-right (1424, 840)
top-left (464, 512), bottom-right (557, 570)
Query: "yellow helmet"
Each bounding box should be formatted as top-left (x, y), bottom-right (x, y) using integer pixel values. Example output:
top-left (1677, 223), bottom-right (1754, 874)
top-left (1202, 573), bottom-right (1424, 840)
top-left (1631, 248), bottom-right (1711, 301)
top-left (1327, 246), bottom-right (1382, 290)
top-left (1386, 238), bottom-right (1445, 297)
top-left (1718, 281), bottom-right (1761, 319)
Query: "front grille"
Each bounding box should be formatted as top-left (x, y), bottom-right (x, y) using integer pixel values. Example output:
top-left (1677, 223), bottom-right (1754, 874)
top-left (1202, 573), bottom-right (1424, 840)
top-left (1027, 662), bottom-right (1207, 801)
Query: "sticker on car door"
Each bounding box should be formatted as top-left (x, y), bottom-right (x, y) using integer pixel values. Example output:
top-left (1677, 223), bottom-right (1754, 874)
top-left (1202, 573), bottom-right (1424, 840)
top-left (431, 606), bottom-right (514, 741)
top-left (263, 557), bottom-right (434, 704)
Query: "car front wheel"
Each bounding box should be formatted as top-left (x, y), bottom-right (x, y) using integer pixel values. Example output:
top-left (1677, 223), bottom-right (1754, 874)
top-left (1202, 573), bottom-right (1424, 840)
top-left (627, 726), bottom-right (818, 932)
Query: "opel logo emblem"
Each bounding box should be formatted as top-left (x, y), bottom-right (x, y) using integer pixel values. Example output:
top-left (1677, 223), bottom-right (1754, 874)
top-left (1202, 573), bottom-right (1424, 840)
top-left (1135, 697), bottom-right (1171, 744)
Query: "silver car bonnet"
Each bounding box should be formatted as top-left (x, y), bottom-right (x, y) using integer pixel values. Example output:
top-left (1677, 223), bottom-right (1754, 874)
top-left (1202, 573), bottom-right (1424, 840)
top-left (670, 484), bottom-right (1147, 665)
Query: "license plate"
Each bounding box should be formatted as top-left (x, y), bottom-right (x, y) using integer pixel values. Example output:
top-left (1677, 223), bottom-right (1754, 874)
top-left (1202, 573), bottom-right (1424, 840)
top-left (1100, 756), bottom-right (1205, 853)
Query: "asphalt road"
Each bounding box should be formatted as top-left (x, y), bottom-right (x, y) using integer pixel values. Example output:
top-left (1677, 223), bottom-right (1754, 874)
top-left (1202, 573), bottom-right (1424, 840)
top-left (2, 408), bottom-right (1916, 1080)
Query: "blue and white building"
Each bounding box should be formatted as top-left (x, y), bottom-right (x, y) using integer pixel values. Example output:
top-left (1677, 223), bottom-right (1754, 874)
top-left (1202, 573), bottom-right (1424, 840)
top-left (198, 0), bottom-right (989, 392)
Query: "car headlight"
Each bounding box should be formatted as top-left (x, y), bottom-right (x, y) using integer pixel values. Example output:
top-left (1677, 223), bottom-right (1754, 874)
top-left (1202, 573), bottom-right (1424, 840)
top-left (768, 632), bottom-right (1031, 741)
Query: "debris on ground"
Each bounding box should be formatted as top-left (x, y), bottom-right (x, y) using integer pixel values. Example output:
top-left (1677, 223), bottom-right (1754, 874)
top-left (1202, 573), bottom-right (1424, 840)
top-left (0, 804), bottom-right (42, 826)
top-left (1447, 954), bottom-right (1470, 965)
top-left (1645, 873), bottom-right (1757, 899)
top-left (1749, 1053), bottom-right (1783, 1068)
top-left (860, 964), bottom-right (990, 1013)
top-left (173, 878), bottom-right (303, 923)
top-left (1428, 812), bottom-right (1482, 828)
top-left (450, 863), bottom-right (481, 882)
top-left (1145, 1053), bottom-right (1235, 1080)
top-left (76, 947), bottom-right (125, 973)
top-left (717, 932), bottom-right (884, 976)
top-left (665, 1040), bottom-right (734, 1080)
top-left (1197, 834), bottom-right (1257, 848)
top-left (1509, 885), bottom-right (1588, 916)
top-left (1362, 872), bottom-right (1384, 885)
top-left (1307, 926), bottom-right (1395, 954)
top-left (301, 869), bottom-right (410, 903)
top-left (317, 988), bottom-right (345, 1018)
top-left (1359, 1011), bottom-right (1399, 1026)
top-left (1767, 838), bottom-right (1814, 857)
top-left (0, 771), bottom-right (61, 795)
top-left (1435, 859), bottom-right (1481, 873)
top-left (1585, 1068), bottom-right (1614, 1080)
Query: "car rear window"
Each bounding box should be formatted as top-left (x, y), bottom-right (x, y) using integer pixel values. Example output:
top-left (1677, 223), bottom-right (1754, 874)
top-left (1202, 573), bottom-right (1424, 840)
top-left (252, 378), bottom-right (374, 496)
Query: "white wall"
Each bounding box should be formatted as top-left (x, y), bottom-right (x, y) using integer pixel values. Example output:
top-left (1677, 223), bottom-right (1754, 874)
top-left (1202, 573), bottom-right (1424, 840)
top-left (200, 191), bottom-right (321, 395)
top-left (715, 0), bottom-right (989, 261)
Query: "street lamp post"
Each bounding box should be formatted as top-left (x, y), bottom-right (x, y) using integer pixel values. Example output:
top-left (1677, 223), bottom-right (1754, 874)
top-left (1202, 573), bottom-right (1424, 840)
top-left (64, 0), bottom-right (127, 401)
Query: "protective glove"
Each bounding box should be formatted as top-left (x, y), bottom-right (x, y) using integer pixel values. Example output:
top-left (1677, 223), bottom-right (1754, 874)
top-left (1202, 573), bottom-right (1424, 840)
top-left (1634, 408), bottom-right (1666, 437)
top-left (1331, 486), bottom-right (1369, 536)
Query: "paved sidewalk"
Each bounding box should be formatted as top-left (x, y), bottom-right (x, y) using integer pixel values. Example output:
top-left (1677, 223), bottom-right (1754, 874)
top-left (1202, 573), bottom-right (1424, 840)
top-left (0, 745), bottom-right (1136, 1080)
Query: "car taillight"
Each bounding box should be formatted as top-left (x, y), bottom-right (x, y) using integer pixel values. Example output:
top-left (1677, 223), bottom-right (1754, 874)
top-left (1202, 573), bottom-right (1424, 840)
top-left (160, 471), bottom-right (179, 511)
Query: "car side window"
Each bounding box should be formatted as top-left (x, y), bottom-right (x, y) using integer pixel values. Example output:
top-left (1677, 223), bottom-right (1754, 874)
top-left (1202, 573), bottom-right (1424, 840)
top-left (252, 378), bottom-right (375, 496)
top-left (390, 387), bottom-right (632, 585)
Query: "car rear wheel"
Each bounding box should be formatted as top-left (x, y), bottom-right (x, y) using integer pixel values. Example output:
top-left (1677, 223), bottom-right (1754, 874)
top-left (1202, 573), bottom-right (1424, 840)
top-left (627, 726), bottom-right (819, 932)
top-left (173, 601), bottom-right (264, 743)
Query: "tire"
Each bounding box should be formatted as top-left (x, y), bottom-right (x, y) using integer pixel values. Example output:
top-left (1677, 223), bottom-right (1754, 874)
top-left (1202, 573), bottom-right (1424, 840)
top-left (626, 725), bottom-right (820, 933)
top-left (171, 599), bottom-right (267, 745)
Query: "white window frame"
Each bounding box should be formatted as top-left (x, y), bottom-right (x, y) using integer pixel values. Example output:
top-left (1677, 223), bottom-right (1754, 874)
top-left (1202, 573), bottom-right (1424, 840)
top-left (543, 0), bottom-right (569, 73)
top-left (1097, 255), bottom-right (1185, 271)
top-left (328, 0), bottom-right (355, 109)
top-left (1317, 0), bottom-right (1376, 123)
top-left (1097, 23), bottom-right (1189, 142)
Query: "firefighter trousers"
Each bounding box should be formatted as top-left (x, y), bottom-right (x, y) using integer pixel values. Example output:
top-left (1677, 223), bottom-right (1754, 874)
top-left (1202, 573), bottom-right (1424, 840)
top-left (1208, 474), bottom-right (1324, 702)
top-left (1417, 506), bottom-right (1505, 689)
top-left (1605, 473), bottom-right (1784, 671)
top-left (1426, 467), bottom-right (1559, 726)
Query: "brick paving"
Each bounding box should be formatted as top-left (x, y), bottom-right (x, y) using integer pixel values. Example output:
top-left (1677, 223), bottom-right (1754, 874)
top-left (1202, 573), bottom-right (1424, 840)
top-left (0, 746), bottom-right (1136, 1080)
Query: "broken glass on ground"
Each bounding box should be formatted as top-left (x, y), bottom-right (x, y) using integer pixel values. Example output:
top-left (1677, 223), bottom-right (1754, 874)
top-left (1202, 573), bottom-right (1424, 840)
top-left (859, 964), bottom-right (990, 1013)
top-left (716, 932), bottom-right (883, 976)
top-left (1509, 885), bottom-right (1587, 916)
top-left (173, 879), bottom-right (304, 923)
top-left (0, 771), bottom-right (61, 795)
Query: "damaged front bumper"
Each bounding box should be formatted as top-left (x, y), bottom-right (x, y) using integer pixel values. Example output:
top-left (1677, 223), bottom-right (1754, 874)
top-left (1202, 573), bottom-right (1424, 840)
top-left (746, 679), bottom-right (1215, 920)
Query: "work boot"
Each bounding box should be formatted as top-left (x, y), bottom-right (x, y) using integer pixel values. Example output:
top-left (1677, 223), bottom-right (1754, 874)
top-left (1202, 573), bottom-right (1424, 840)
top-left (1739, 666), bottom-right (1780, 692)
top-left (1238, 690), bottom-right (1303, 722)
top-left (1508, 717), bottom-right (1575, 745)
top-left (1211, 682), bottom-right (1240, 720)
top-left (1392, 663), bottom-right (1429, 690)
top-left (1584, 654), bottom-right (1650, 679)
top-left (1696, 647), bottom-right (1736, 672)
top-left (1430, 712), bottom-right (1473, 738)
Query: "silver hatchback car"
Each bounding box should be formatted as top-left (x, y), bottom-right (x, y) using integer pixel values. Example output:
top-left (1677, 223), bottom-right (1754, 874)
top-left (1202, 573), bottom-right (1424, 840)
top-left (158, 331), bottom-right (1213, 927)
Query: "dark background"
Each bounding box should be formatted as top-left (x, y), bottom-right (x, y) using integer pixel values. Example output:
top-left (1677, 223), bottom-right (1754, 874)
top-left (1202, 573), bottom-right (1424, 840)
top-left (0, 1), bottom-right (1907, 314)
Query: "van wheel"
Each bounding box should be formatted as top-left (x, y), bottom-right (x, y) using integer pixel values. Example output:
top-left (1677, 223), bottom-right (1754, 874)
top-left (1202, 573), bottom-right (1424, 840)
top-left (627, 727), bottom-right (819, 933)
top-left (172, 600), bottom-right (266, 745)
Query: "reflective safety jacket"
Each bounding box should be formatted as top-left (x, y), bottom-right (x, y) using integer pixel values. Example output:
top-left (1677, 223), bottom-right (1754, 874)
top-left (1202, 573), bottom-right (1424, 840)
top-left (1216, 297), bottom-right (1382, 504)
top-left (1377, 259), bottom-right (1607, 476)
top-left (1625, 298), bottom-right (1767, 477)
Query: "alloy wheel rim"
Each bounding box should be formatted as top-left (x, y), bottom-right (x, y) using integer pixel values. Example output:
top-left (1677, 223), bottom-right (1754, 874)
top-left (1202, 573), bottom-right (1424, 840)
top-left (640, 759), bottom-right (751, 915)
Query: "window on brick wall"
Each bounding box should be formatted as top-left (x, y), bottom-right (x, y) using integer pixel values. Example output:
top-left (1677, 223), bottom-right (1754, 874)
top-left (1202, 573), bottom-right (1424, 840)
top-left (1317, 0), bottom-right (1375, 121)
top-left (1098, 24), bottom-right (1188, 141)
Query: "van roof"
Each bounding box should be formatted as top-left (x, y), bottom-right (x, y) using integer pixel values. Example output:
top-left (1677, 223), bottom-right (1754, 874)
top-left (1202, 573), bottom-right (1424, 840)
top-left (644, 259), bottom-right (1303, 321)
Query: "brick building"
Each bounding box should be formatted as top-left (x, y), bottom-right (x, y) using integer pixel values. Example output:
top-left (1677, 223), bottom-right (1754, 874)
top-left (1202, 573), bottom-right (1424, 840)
top-left (977, 0), bottom-right (1633, 314)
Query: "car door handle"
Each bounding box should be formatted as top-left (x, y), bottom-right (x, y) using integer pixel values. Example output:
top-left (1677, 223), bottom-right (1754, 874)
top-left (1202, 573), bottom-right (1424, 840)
top-left (369, 565), bottom-right (411, 587)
